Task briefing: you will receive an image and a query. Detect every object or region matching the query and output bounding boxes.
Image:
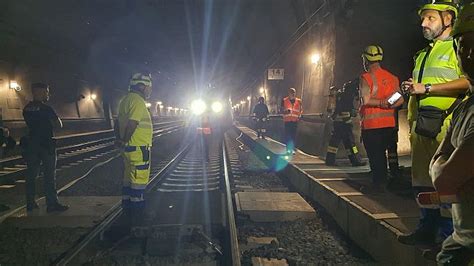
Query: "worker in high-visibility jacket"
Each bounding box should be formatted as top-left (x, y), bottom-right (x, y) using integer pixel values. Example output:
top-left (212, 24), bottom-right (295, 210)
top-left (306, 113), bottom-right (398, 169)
top-left (280, 88), bottom-right (302, 155)
top-left (116, 73), bottom-right (153, 226)
top-left (359, 45), bottom-right (402, 190)
top-left (430, 5), bottom-right (474, 264)
top-left (398, 1), bottom-right (470, 249)
top-left (325, 79), bottom-right (366, 167)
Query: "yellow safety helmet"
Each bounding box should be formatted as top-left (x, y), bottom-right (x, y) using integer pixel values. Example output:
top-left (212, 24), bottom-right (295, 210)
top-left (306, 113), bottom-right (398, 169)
top-left (451, 3), bottom-right (474, 37)
top-left (362, 45), bottom-right (383, 62)
top-left (418, 1), bottom-right (458, 18)
top-left (129, 73), bottom-right (152, 89)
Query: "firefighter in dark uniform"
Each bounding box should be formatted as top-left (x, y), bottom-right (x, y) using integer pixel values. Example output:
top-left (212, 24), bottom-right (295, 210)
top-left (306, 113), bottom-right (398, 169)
top-left (252, 96), bottom-right (269, 139)
top-left (22, 83), bottom-right (68, 212)
top-left (325, 79), bottom-right (366, 167)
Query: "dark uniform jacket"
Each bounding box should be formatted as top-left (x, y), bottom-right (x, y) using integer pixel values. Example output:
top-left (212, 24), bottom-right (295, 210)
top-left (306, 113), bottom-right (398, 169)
top-left (333, 79), bottom-right (359, 122)
top-left (22, 101), bottom-right (58, 146)
top-left (253, 103), bottom-right (269, 119)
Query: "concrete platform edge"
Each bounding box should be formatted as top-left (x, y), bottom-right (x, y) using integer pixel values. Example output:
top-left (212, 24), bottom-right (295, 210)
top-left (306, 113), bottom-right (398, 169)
top-left (234, 126), bottom-right (432, 265)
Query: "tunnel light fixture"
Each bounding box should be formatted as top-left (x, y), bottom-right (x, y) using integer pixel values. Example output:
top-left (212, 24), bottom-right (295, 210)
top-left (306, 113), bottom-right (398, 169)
top-left (259, 87), bottom-right (265, 94)
top-left (211, 101), bottom-right (223, 113)
top-left (266, 155), bottom-right (271, 160)
top-left (190, 99), bottom-right (207, 115)
top-left (167, 106), bottom-right (173, 110)
top-left (240, 100), bottom-right (245, 104)
top-left (156, 101), bottom-right (162, 105)
top-left (174, 107), bottom-right (180, 111)
top-left (89, 94), bottom-right (97, 100)
top-left (247, 96), bottom-right (251, 101)
top-left (145, 102), bottom-right (152, 108)
top-left (310, 53), bottom-right (321, 64)
top-left (9, 80), bottom-right (21, 91)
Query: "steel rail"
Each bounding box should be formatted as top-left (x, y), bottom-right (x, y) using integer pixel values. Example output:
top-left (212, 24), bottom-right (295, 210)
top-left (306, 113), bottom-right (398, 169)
top-left (54, 141), bottom-right (192, 266)
top-left (0, 122), bottom-right (185, 184)
top-left (222, 137), bottom-right (241, 266)
top-left (55, 134), bottom-right (240, 265)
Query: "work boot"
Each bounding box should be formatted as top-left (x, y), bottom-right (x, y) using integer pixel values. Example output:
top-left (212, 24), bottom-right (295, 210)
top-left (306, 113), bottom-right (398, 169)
top-left (349, 154), bottom-right (366, 167)
top-left (130, 208), bottom-right (147, 227)
top-left (325, 161), bottom-right (338, 166)
top-left (46, 202), bottom-right (69, 213)
top-left (26, 202), bottom-right (39, 212)
top-left (386, 178), bottom-right (411, 191)
top-left (389, 167), bottom-right (403, 179)
top-left (422, 245), bottom-right (441, 261)
top-left (398, 230), bottom-right (436, 246)
top-left (351, 161), bottom-right (367, 167)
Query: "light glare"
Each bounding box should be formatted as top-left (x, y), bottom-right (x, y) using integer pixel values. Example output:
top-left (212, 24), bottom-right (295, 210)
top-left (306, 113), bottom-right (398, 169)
top-left (211, 101), bottom-right (223, 113)
top-left (310, 53), bottom-right (321, 64)
top-left (190, 99), bottom-right (207, 115)
top-left (10, 81), bottom-right (21, 91)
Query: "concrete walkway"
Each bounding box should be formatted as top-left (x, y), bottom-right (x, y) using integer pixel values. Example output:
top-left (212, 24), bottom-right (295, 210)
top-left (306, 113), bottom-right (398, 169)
top-left (236, 125), bottom-right (434, 265)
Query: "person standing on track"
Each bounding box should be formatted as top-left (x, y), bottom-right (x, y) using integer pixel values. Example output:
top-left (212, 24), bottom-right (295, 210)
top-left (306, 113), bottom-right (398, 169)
top-left (198, 110), bottom-right (212, 162)
top-left (116, 73), bottom-right (153, 226)
top-left (22, 83), bottom-right (68, 212)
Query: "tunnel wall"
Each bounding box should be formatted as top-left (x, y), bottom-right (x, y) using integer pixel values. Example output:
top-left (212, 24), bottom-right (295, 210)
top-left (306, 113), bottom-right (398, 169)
top-left (239, 0), bottom-right (423, 157)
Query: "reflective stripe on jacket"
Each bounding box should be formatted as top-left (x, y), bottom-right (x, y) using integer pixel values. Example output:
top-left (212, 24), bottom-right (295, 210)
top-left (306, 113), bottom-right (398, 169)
top-left (198, 115), bottom-right (212, 135)
top-left (360, 68), bottom-right (398, 130)
top-left (282, 97), bottom-right (302, 122)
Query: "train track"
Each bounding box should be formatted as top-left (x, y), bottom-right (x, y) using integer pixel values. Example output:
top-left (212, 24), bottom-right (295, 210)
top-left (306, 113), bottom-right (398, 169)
top-left (0, 121), bottom-right (186, 224)
top-left (54, 134), bottom-right (240, 266)
top-left (0, 120), bottom-right (185, 185)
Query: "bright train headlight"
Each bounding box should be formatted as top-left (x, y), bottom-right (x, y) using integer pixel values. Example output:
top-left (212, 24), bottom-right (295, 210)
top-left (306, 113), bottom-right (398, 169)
top-left (211, 101), bottom-right (223, 113)
top-left (190, 99), bottom-right (207, 115)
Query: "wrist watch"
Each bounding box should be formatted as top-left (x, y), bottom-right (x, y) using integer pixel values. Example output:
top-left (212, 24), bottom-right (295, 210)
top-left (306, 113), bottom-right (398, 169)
top-left (424, 83), bottom-right (432, 94)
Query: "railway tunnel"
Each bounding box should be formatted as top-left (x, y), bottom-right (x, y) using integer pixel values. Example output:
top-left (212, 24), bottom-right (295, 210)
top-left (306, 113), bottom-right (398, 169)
top-left (0, 0), bottom-right (472, 265)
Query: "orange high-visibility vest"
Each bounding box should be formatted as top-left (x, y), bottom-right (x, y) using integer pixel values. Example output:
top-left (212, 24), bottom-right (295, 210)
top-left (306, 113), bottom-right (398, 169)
top-left (282, 97), bottom-right (302, 122)
top-left (360, 68), bottom-right (398, 130)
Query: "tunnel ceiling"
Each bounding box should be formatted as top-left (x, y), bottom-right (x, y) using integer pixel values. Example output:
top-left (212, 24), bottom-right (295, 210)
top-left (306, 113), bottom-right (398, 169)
top-left (0, 0), bottom-right (329, 104)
